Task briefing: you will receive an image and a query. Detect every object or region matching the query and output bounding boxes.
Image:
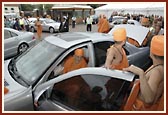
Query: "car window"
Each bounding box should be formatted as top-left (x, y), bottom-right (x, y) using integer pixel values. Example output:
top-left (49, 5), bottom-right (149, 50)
top-left (4, 30), bottom-right (18, 39)
top-left (15, 40), bottom-right (65, 85)
top-left (4, 30), bottom-right (11, 39)
top-left (48, 46), bottom-right (89, 80)
top-left (118, 20), bottom-right (123, 24)
top-left (128, 22), bottom-right (135, 25)
top-left (113, 21), bottom-right (117, 25)
top-left (32, 20), bottom-right (36, 23)
top-left (45, 19), bottom-right (56, 23)
top-left (10, 31), bottom-right (18, 37)
top-left (49, 74), bottom-right (131, 111)
top-left (127, 38), bottom-right (140, 47)
top-left (40, 20), bottom-right (45, 24)
top-left (94, 41), bottom-right (114, 67)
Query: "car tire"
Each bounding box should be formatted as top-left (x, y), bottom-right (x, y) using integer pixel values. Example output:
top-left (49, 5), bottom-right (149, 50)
top-left (31, 27), bottom-right (35, 32)
top-left (49, 27), bottom-right (55, 33)
top-left (18, 43), bottom-right (29, 54)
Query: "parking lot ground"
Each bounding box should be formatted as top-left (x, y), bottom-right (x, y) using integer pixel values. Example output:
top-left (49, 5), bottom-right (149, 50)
top-left (34, 24), bottom-right (99, 40)
top-left (69, 24), bottom-right (98, 32)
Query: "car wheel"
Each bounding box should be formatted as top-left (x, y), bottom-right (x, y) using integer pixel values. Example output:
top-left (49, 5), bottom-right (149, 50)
top-left (49, 27), bottom-right (55, 33)
top-left (18, 43), bottom-right (29, 54)
top-left (31, 27), bottom-right (35, 32)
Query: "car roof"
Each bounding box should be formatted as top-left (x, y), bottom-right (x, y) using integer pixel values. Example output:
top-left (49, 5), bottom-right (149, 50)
top-left (113, 16), bottom-right (126, 18)
top-left (45, 32), bottom-right (114, 49)
top-left (28, 18), bottom-right (45, 22)
top-left (108, 24), bottom-right (149, 45)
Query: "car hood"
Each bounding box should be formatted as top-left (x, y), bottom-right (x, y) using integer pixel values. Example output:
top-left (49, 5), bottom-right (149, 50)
top-left (108, 24), bottom-right (149, 45)
top-left (4, 60), bottom-right (27, 99)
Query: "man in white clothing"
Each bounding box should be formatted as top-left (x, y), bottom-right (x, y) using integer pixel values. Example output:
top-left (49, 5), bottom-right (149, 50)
top-left (86, 15), bottom-right (93, 31)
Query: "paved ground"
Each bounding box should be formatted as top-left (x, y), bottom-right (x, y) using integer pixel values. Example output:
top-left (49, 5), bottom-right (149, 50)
top-left (69, 24), bottom-right (98, 32)
top-left (34, 24), bottom-right (99, 40)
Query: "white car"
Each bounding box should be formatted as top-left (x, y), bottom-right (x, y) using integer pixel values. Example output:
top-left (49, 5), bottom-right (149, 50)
top-left (127, 20), bottom-right (141, 26)
top-left (4, 28), bottom-right (36, 59)
top-left (109, 19), bottom-right (142, 30)
top-left (29, 18), bottom-right (61, 33)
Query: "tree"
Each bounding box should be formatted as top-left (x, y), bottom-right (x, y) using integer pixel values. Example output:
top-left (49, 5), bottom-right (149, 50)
top-left (20, 4), bottom-right (34, 11)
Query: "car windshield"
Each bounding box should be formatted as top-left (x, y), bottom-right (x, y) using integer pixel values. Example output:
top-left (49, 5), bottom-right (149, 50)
top-left (45, 19), bottom-right (56, 24)
top-left (15, 40), bottom-right (65, 85)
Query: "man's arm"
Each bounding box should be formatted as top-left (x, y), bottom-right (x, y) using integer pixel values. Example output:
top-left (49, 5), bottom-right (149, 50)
top-left (123, 65), bottom-right (163, 104)
top-left (104, 48), bottom-right (114, 69)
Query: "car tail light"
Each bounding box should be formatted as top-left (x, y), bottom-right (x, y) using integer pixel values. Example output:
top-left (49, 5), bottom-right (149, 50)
top-left (32, 36), bottom-right (35, 40)
top-left (4, 87), bottom-right (9, 94)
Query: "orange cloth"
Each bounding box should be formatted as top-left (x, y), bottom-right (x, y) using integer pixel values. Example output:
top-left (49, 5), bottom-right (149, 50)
top-left (110, 48), bottom-right (129, 70)
top-left (75, 49), bottom-right (84, 57)
top-left (131, 97), bottom-right (163, 111)
top-left (4, 87), bottom-right (9, 94)
top-left (123, 80), bottom-right (140, 111)
top-left (123, 66), bottom-right (164, 111)
top-left (113, 28), bottom-right (126, 41)
top-left (35, 21), bottom-right (42, 39)
top-left (141, 17), bottom-right (149, 26)
top-left (98, 18), bottom-right (104, 32)
top-left (98, 18), bottom-right (110, 33)
top-left (63, 56), bottom-right (87, 74)
top-left (127, 38), bottom-right (140, 47)
top-left (150, 35), bottom-right (164, 56)
top-left (157, 92), bottom-right (164, 111)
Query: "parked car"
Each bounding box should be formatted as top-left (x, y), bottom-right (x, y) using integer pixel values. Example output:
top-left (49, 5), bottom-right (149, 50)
top-left (109, 19), bottom-right (125, 29)
top-left (4, 28), bottom-right (36, 60)
top-left (29, 18), bottom-right (61, 33)
top-left (4, 30), bottom-right (151, 111)
top-left (28, 17), bottom-right (37, 23)
top-left (109, 16), bottom-right (127, 23)
top-left (127, 20), bottom-right (141, 26)
top-left (109, 19), bottom-right (142, 30)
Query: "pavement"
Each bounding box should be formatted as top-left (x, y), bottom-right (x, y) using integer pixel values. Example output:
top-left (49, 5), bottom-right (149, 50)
top-left (69, 24), bottom-right (98, 32)
top-left (35, 23), bottom-right (99, 40)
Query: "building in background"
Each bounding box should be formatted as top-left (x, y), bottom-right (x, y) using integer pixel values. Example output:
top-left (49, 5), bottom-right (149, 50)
top-left (51, 4), bottom-right (94, 24)
top-left (4, 4), bottom-right (20, 18)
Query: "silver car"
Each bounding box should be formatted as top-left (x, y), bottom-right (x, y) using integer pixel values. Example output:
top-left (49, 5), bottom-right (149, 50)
top-left (29, 18), bottom-right (61, 33)
top-left (109, 19), bottom-right (142, 30)
top-left (127, 20), bottom-right (141, 26)
top-left (4, 31), bottom-right (151, 111)
top-left (4, 28), bottom-right (36, 60)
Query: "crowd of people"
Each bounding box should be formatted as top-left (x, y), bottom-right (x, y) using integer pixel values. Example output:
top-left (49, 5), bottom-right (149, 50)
top-left (96, 12), bottom-right (164, 110)
top-left (4, 16), bottom-right (31, 31)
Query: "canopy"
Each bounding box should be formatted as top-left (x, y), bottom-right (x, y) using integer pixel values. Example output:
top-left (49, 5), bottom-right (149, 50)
top-left (95, 2), bottom-right (165, 18)
top-left (52, 4), bottom-right (92, 10)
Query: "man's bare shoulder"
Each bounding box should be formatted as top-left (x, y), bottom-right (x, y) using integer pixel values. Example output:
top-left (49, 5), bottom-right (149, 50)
top-left (148, 66), bottom-right (164, 83)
